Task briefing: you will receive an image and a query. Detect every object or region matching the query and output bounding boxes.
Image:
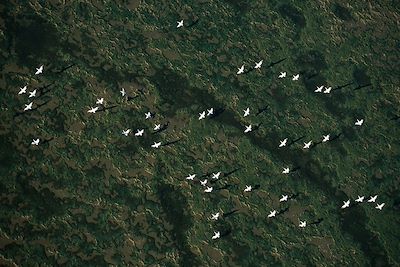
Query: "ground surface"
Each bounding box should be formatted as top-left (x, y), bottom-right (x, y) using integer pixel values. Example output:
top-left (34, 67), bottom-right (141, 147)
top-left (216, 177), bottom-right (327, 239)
top-left (0, 0), bottom-right (400, 266)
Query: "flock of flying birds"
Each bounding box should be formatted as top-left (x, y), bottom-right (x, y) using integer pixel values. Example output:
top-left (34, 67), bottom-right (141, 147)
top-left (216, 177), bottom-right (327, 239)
top-left (15, 19), bottom-right (386, 242)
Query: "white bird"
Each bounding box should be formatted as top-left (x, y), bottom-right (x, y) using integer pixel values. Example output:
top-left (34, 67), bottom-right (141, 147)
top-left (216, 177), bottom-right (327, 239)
top-left (18, 85), bottom-right (27, 95)
top-left (212, 172), bottom-right (221, 179)
top-left (254, 60), bottom-right (263, 69)
top-left (35, 65), bottom-right (43, 75)
top-left (122, 129), bottom-right (131, 136)
top-left (303, 141), bottom-right (312, 149)
top-left (96, 98), bottom-right (104, 105)
top-left (282, 167), bottom-right (290, 174)
top-left (237, 65), bottom-right (245, 75)
top-left (198, 111), bottom-right (206, 120)
top-left (314, 85), bottom-right (324, 93)
top-left (186, 174), bottom-right (196, 180)
top-left (151, 142), bottom-right (161, 148)
top-left (211, 212), bottom-right (220, 221)
top-left (243, 108), bottom-right (250, 117)
top-left (292, 74), bottom-right (300, 81)
top-left (279, 195), bottom-right (288, 202)
top-left (177, 20), bottom-right (184, 28)
top-left (268, 210), bottom-right (277, 218)
top-left (88, 106), bottom-right (99, 113)
top-left (24, 102), bottom-right (33, 111)
top-left (154, 124), bottom-right (161, 131)
top-left (244, 125), bottom-right (252, 133)
top-left (375, 203), bottom-right (385, 210)
top-left (204, 186), bottom-right (213, 193)
top-left (244, 185), bottom-right (252, 192)
top-left (28, 89), bottom-right (37, 98)
top-left (135, 129), bottom-right (144, 136)
top-left (279, 138), bottom-right (288, 148)
top-left (368, 195), bottom-right (378, 203)
top-left (355, 119), bottom-right (364, 126)
top-left (341, 200), bottom-right (350, 209)
top-left (207, 108), bottom-right (214, 116)
top-left (323, 86), bottom-right (332, 94)
top-left (322, 135), bottom-right (330, 142)
top-left (31, 139), bottom-right (40, 146)
top-left (145, 112), bottom-right (152, 119)
top-left (278, 72), bottom-right (287, 78)
top-left (355, 196), bottom-right (365, 203)
top-left (212, 231), bottom-right (220, 240)
top-left (200, 179), bottom-right (208, 186)
top-left (299, 221), bottom-right (307, 228)
top-left (120, 88), bottom-right (126, 97)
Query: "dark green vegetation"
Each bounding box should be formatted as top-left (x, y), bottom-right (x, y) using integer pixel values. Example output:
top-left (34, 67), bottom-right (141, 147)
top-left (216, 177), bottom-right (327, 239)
top-left (1, 0), bottom-right (400, 266)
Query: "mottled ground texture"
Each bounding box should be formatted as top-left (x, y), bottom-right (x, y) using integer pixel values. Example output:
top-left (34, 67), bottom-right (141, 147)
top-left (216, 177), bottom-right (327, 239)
top-left (1, 0), bottom-right (400, 266)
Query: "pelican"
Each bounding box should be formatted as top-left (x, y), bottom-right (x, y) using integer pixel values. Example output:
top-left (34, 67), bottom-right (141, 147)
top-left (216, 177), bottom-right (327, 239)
top-left (212, 172), bottom-right (221, 179)
top-left (243, 107), bottom-right (250, 117)
top-left (204, 186), bottom-right (213, 193)
top-left (292, 74), bottom-right (300, 81)
top-left (200, 179), bottom-right (208, 186)
top-left (299, 221), bottom-right (307, 228)
top-left (153, 124), bottom-right (161, 131)
top-left (88, 106), bottom-right (99, 113)
top-left (279, 195), bottom-right (288, 202)
top-left (237, 65), bottom-right (245, 75)
top-left (375, 203), bottom-right (385, 210)
top-left (254, 60), bottom-right (263, 69)
top-left (24, 102), bottom-right (33, 111)
top-left (96, 98), bottom-right (104, 105)
top-left (355, 196), bottom-right (365, 203)
top-left (120, 88), bottom-right (126, 97)
top-left (151, 142), bottom-right (161, 148)
top-left (282, 167), bottom-right (290, 174)
top-left (207, 108), bottom-right (214, 116)
top-left (341, 200), bottom-right (350, 209)
top-left (323, 86), bottom-right (332, 94)
top-left (244, 185), bottom-right (252, 192)
top-left (268, 210), bottom-right (277, 218)
top-left (18, 85), bottom-right (27, 95)
top-left (367, 195), bottom-right (378, 203)
top-left (31, 139), bottom-right (40, 146)
top-left (322, 135), bottom-right (330, 142)
top-left (35, 65), bottom-right (43, 75)
top-left (244, 125), bottom-right (252, 133)
top-left (279, 138), bottom-right (288, 148)
top-left (211, 212), bottom-right (220, 221)
top-left (145, 112), bottom-right (152, 119)
top-left (303, 141), bottom-right (312, 149)
top-left (177, 20), bottom-right (183, 28)
top-left (186, 174), bottom-right (196, 180)
top-left (135, 129), bottom-right (144, 136)
top-left (122, 129), bottom-right (131, 136)
top-left (314, 85), bottom-right (324, 93)
top-left (212, 231), bottom-right (220, 240)
top-left (355, 119), bottom-right (364, 126)
top-left (28, 89), bottom-right (37, 98)
top-left (198, 111), bottom-right (206, 120)
top-left (278, 72), bottom-right (287, 78)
